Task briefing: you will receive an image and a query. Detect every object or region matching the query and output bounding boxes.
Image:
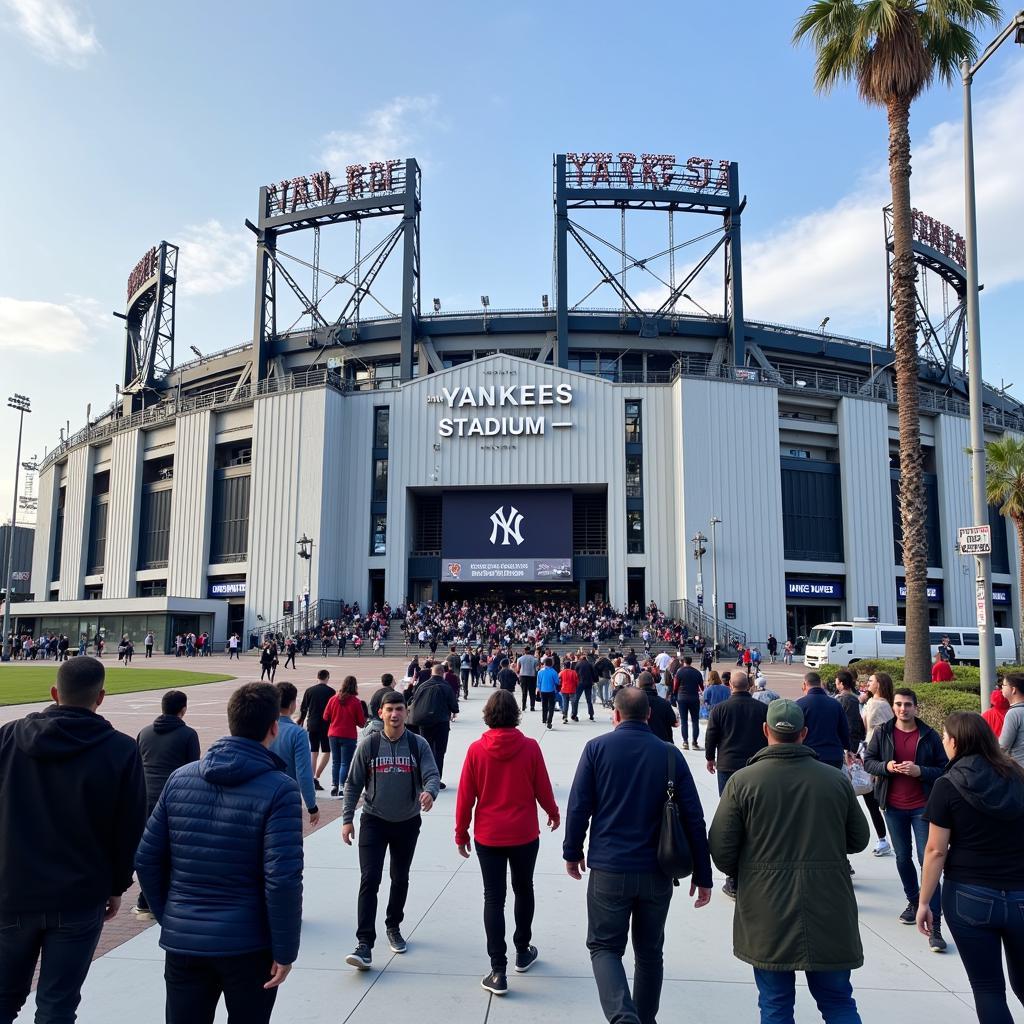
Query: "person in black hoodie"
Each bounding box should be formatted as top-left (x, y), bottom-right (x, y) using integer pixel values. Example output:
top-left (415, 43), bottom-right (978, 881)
top-left (133, 690), bottom-right (201, 918)
top-left (0, 657), bottom-right (146, 1024)
top-left (637, 671), bottom-right (678, 744)
top-left (918, 712), bottom-right (1024, 1021)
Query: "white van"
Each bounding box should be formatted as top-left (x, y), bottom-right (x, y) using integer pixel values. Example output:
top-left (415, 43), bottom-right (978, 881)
top-left (802, 620), bottom-right (1017, 668)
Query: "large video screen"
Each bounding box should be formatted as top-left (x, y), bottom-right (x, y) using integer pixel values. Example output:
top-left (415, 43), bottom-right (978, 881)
top-left (441, 490), bottom-right (573, 582)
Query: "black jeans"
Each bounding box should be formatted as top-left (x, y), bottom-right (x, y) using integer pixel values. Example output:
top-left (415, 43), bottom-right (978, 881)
top-left (519, 676), bottom-right (537, 711)
top-left (943, 880), bottom-right (1024, 1024)
top-left (475, 838), bottom-right (539, 970)
top-left (0, 903), bottom-right (105, 1024)
top-left (586, 869), bottom-right (673, 1024)
top-left (573, 686), bottom-right (595, 719)
top-left (861, 790), bottom-right (886, 839)
top-left (356, 813), bottom-right (422, 947)
top-left (540, 691), bottom-right (558, 726)
top-left (679, 700), bottom-right (700, 744)
top-left (418, 721), bottom-right (450, 779)
top-left (165, 949), bottom-right (276, 1024)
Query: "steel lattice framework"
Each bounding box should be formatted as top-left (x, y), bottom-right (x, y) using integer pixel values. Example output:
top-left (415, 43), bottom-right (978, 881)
top-left (553, 153), bottom-right (746, 366)
top-left (248, 160), bottom-right (421, 383)
top-left (121, 241), bottom-right (178, 405)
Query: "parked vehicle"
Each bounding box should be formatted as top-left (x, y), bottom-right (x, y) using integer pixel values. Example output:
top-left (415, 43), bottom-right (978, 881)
top-left (802, 620), bottom-right (1016, 668)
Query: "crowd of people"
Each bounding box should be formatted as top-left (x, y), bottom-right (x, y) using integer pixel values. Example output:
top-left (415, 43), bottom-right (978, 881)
top-left (2, 652), bottom-right (1022, 1024)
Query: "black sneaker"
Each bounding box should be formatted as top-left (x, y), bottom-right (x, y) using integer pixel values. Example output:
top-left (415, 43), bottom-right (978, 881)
top-left (386, 928), bottom-right (407, 953)
top-left (481, 970), bottom-right (508, 995)
top-left (439, 782), bottom-right (447, 790)
top-left (346, 943), bottom-right (372, 970)
top-left (330, 786), bottom-right (339, 797)
top-left (899, 901), bottom-right (917, 925)
top-left (313, 779), bottom-right (323, 791)
top-left (514, 945), bottom-right (538, 973)
top-left (929, 923), bottom-right (948, 953)
top-left (722, 878), bottom-right (737, 900)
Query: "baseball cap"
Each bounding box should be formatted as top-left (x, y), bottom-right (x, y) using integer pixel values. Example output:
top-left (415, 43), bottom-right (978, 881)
top-left (766, 699), bottom-right (804, 735)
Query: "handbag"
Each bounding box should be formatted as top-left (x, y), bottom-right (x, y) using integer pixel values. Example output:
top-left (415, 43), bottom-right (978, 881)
top-left (657, 745), bottom-right (694, 886)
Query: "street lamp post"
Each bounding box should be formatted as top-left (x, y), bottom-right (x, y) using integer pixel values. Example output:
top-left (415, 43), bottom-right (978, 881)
top-left (962, 9), bottom-right (1024, 711)
top-left (691, 530), bottom-right (707, 610)
top-left (709, 515), bottom-right (722, 663)
top-left (2, 394), bottom-right (31, 662)
top-left (296, 534), bottom-right (314, 634)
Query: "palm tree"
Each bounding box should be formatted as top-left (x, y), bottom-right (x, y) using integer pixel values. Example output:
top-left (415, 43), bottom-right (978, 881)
top-left (985, 435), bottom-right (1024, 658)
top-left (793, 0), bottom-right (1000, 684)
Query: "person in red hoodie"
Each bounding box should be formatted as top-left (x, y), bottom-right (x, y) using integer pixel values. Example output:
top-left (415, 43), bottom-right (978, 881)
top-left (455, 690), bottom-right (559, 997)
top-left (981, 687), bottom-right (1009, 737)
top-left (322, 676), bottom-right (366, 796)
top-left (558, 656), bottom-right (580, 724)
top-left (930, 652), bottom-right (955, 683)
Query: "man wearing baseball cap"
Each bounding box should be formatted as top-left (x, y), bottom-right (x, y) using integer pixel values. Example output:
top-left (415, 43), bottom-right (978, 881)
top-left (709, 699), bottom-right (870, 1023)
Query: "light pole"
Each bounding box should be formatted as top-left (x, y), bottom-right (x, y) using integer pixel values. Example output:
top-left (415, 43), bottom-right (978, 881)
top-left (962, 9), bottom-right (1024, 710)
top-left (297, 534), bottom-right (314, 634)
top-left (691, 530), bottom-right (707, 631)
top-left (709, 515), bottom-right (722, 663)
top-left (2, 394), bottom-right (31, 661)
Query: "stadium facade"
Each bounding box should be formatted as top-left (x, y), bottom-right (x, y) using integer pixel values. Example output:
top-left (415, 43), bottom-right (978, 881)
top-left (12, 153), bottom-right (1023, 652)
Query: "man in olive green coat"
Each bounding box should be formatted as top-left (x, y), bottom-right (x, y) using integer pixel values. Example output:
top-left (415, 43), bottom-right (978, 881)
top-left (709, 699), bottom-right (869, 1024)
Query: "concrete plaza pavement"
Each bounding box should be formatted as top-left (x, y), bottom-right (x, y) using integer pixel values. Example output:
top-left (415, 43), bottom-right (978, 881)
top-left (2, 653), bottom-right (1019, 1023)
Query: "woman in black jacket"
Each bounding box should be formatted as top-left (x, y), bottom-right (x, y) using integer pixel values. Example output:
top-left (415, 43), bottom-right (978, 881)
top-left (918, 712), bottom-right (1024, 1023)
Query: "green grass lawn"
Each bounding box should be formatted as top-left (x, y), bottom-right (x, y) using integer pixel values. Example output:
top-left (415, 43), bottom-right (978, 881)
top-left (0, 667), bottom-right (234, 706)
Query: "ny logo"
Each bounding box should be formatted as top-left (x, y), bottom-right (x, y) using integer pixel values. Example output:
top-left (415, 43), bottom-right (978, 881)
top-left (489, 505), bottom-right (525, 546)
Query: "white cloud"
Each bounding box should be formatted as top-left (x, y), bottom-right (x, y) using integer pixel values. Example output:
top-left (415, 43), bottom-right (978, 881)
top-left (736, 63), bottom-right (1024, 332)
top-left (320, 95), bottom-right (440, 171)
top-left (2, 0), bottom-right (99, 67)
top-left (175, 220), bottom-right (251, 297)
top-left (0, 296), bottom-right (92, 352)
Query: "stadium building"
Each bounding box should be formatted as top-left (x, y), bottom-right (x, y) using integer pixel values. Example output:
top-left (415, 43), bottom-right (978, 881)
top-left (12, 153), bottom-right (1023, 652)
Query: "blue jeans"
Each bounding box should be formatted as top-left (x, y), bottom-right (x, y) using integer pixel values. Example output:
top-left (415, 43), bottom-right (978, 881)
top-left (942, 881), bottom-right (1024, 1024)
top-left (329, 736), bottom-right (357, 790)
top-left (0, 903), bottom-right (105, 1024)
top-left (586, 870), bottom-right (673, 1024)
top-left (883, 806), bottom-right (941, 920)
top-left (753, 968), bottom-right (861, 1024)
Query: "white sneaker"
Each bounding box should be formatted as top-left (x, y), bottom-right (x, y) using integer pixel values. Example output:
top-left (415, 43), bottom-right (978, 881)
top-left (873, 838), bottom-right (891, 857)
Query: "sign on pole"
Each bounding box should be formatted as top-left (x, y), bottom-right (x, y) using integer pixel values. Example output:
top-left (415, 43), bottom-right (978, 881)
top-left (976, 579), bottom-right (987, 627)
top-left (958, 525), bottom-right (992, 555)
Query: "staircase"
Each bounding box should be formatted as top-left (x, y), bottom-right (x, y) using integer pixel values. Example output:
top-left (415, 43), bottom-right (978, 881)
top-left (671, 598), bottom-right (747, 652)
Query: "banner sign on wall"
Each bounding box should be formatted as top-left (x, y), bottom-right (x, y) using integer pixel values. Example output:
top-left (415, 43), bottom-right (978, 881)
top-left (992, 585), bottom-right (1011, 605)
top-left (897, 580), bottom-right (943, 603)
top-left (208, 581), bottom-right (247, 598)
top-left (442, 490), bottom-right (573, 581)
top-left (786, 578), bottom-right (844, 600)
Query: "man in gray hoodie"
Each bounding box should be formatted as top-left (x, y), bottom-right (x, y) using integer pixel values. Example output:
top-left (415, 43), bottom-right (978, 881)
top-left (341, 690), bottom-right (439, 970)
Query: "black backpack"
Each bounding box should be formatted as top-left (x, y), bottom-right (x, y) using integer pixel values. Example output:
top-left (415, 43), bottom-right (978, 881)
top-left (408, 680), bottom-right (452, 728)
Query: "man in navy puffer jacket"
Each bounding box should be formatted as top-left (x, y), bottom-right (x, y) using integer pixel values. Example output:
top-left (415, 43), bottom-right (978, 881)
top-left (136, 683), bottom-right (303, 1024)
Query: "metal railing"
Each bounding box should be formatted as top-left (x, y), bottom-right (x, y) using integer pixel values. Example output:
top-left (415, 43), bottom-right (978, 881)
top-left (671, 598), bottom-right (748, 651)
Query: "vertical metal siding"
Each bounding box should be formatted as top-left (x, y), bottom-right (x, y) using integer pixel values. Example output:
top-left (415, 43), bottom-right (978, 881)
top-left (679, 379), bottom-right (786, 644)
top-left (167, 411), bottom-right (214, 597)
top-left (935, 414), bottom-right (973, 624)
top-left (30, 466), bottom-right (55, 598)
top-left (58, 446), bottom-right (93, 601)
top-left (837, 399), bottom-right (896, 622)
top-left (105, 429), bottom-right (143, 598)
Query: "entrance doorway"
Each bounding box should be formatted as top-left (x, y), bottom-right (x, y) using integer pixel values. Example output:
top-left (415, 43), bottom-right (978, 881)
top-left (227, 603), bottom-right (245, 644)
top-left (368, 570), bottom-right (386, 611)
top-left (627, 569), bottom-right (645, 612)
top-left (786, 604), bottom-right (843, 652)
top-left (438, 581), bottom-right (580, 604)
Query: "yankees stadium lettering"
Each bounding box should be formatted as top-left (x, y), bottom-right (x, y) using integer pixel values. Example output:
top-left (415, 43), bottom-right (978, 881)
top-left (433, 383), bottom-right (574, 439)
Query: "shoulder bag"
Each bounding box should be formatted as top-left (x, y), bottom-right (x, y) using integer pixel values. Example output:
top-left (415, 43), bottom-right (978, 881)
top-left (657, 745), bottom-right (694, 885)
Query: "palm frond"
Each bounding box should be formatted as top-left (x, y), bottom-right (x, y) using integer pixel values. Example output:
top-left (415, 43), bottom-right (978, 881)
top-left (924, 21), bottom-right (979, 84)
top-left (859, 6), bottom-right (934, 102)
top-left (985, 436), bottom-right (1024, 521)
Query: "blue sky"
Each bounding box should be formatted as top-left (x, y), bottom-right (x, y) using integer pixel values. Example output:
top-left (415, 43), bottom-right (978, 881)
top-left (1, 0), bottom-right (1022, 523)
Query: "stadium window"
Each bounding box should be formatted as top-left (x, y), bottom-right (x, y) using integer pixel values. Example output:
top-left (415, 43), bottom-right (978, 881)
top-left (373, 407), bottom-right (390, 450)
top-left (627, 510), bottom-right (645, 554)
top-left (370, 514), bottom-right (387, 556)
top-left (625, 400), bottom-right (642, 444)
top-left (372, 459), bottom-right (389, 503)
top-left (626, 455), bottom-right (643, 498)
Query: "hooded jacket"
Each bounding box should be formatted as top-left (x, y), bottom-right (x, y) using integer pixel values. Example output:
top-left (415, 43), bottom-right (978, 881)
top-left (455, 728), bottom-right (558, 847)
top-left (136, 714), bottom-right (201, 813)
top-left (981, 689), bottom-right (1009, 737)
top-left (709, 744), bottom-right (869, 972)
top-left (0, 704), bottom-right (147, 913)
top-left (863, 716), bottom-right (946, 810)
top-left (134, 736), bottom-right (303, 964)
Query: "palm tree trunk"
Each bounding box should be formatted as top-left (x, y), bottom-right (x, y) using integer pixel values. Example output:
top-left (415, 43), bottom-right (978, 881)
top-left (888, 95), bottom-right (931, 684)
top-left (1014, 516), bottom-right (1024, 665)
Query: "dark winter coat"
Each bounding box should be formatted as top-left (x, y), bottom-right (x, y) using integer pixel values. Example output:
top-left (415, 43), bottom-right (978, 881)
top-left (134, 736), bottom-right (304, 964)
top-left (0, 704), bottom-right (146, 912)
top-left (709, 744), bottom-right (869, 971)
top-left (704, 692), bottom-right (768, 772)
top-left (136, 714), bottom-right (201, 813)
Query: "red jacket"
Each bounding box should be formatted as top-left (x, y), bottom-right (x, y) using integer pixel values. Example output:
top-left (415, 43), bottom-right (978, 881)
top-left (558, 669), bottom-right (579, 694)
top-left (930, 659), bottom-right (955, 682)
top-left (322, 694), bottom-right (366, 739)
top-left (455, 728), bottom-right (559, 847)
